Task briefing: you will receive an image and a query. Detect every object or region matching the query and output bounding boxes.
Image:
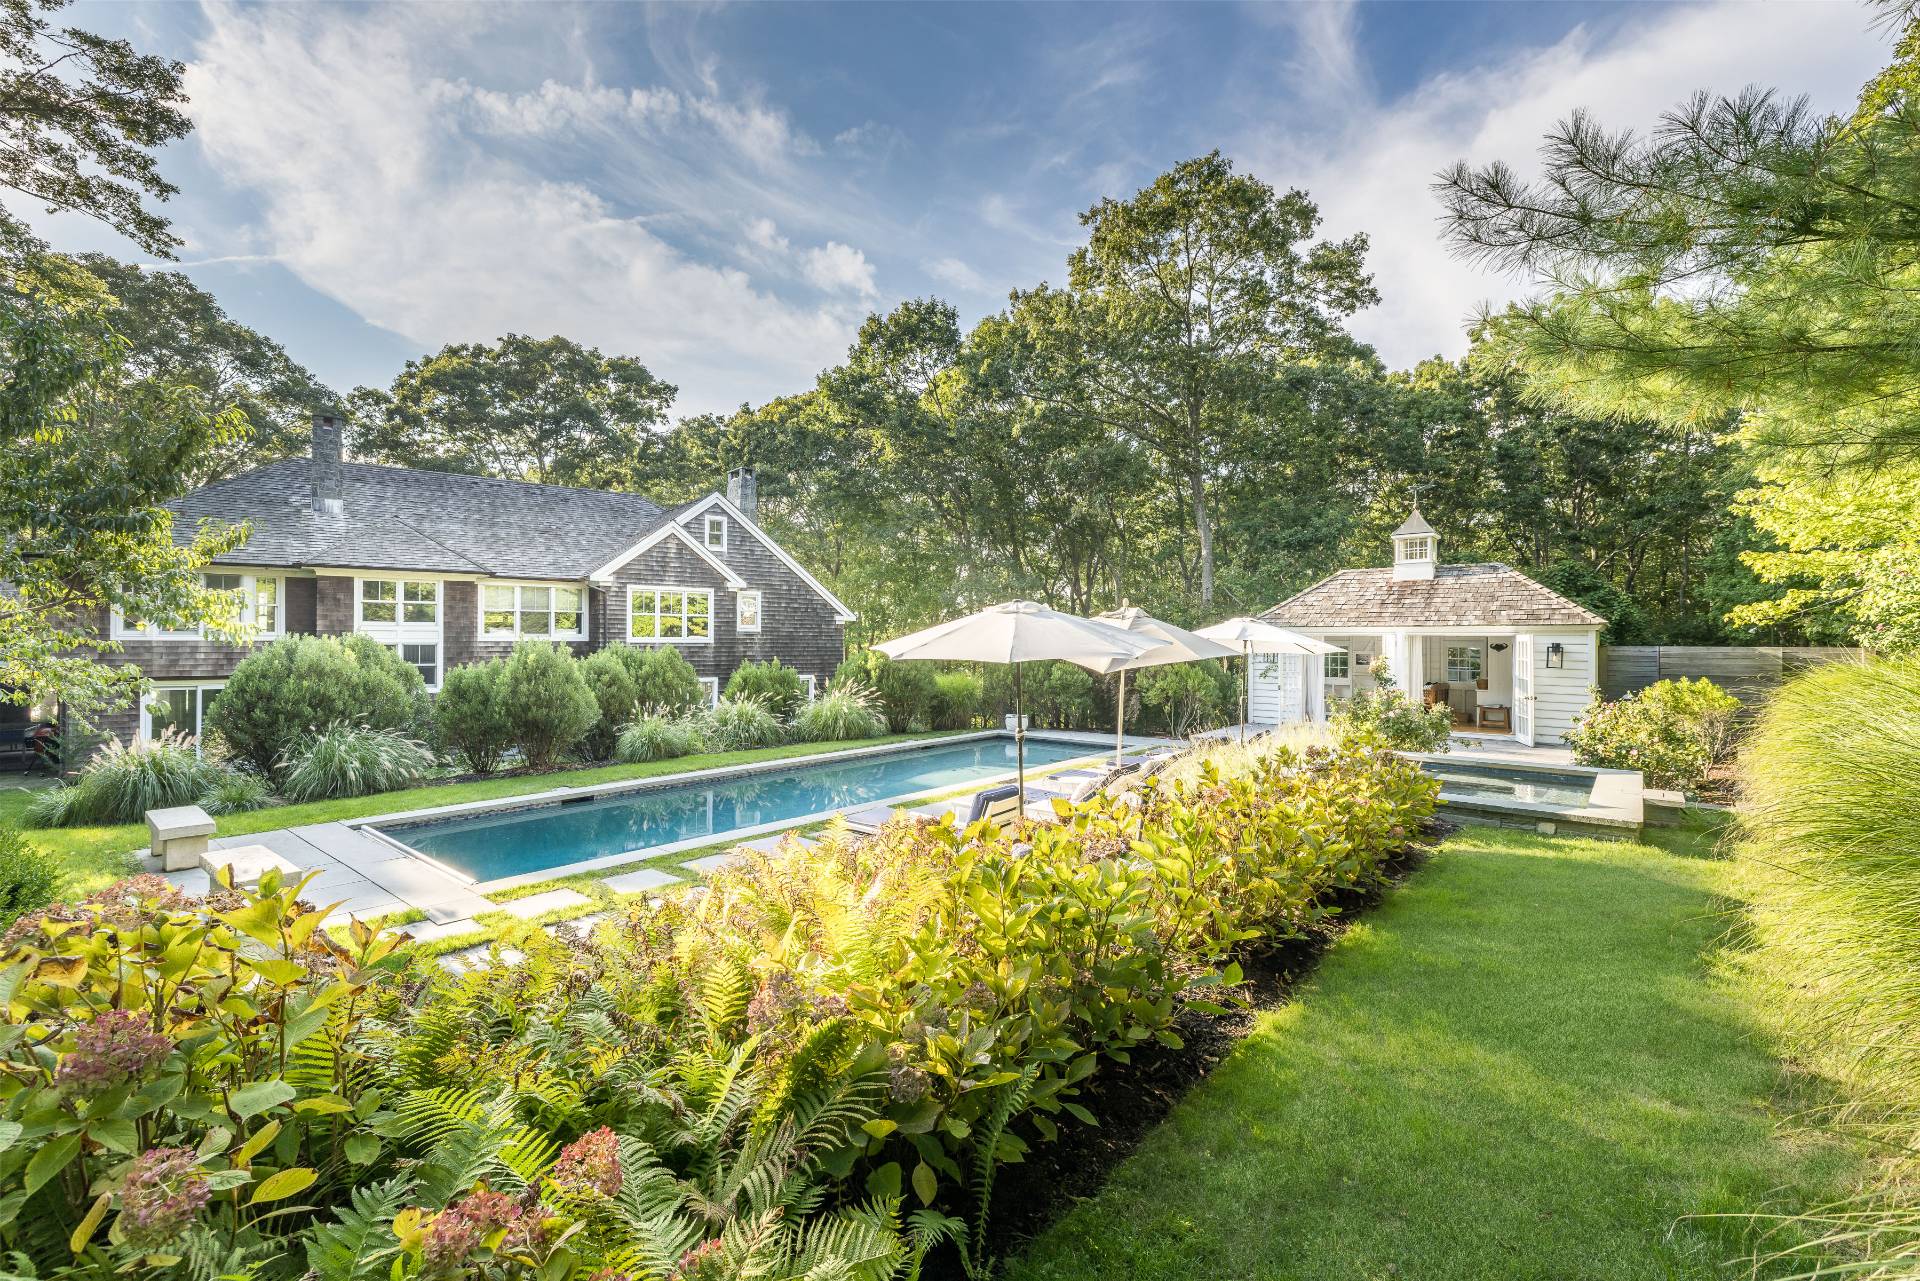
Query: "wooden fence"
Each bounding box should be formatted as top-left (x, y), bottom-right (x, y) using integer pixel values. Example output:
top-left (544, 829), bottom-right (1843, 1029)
top-left (1599, 646), bottom-right (1861, 703)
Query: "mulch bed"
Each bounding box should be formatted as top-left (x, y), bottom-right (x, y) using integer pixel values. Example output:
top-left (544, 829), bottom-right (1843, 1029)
top-left (920, 823), bottom-right (1449, 1278)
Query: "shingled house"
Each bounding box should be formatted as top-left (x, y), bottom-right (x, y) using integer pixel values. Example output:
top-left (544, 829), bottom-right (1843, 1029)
top-left (1246, 511), bottom-right (1604, 746)
top-left (70, 415), bottom-right (853, 753)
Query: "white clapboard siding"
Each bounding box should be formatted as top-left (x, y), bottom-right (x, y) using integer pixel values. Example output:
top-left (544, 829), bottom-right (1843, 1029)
top-left (1248, 652), bottom-right (1304, 724)
top-left (1529, 632), bottom-right (1597, 744)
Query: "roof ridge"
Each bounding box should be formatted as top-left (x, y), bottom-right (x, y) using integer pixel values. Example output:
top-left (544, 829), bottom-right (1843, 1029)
top-left (337, 459), bottom-right (669, 506)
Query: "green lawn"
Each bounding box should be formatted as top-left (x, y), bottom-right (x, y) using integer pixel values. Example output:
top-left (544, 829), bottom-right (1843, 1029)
top-left (1, 732), bottom-right (951, 897)
top-left (1005, 820), bottom-right (1858, 1281)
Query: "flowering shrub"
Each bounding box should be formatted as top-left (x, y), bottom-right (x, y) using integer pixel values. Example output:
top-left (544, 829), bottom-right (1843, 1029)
top-left (1565, 677), bottom-right (1741, 791)
top-left (1328, 660), bottom-right (1454, 753)
top-left (0, 737), bottom-right (1433, 1280)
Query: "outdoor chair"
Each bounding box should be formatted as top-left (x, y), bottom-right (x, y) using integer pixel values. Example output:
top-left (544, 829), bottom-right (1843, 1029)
top-left (842, 783), bottom-right (1025, 835)
top-left (0, 723), bottom-right (49, 774)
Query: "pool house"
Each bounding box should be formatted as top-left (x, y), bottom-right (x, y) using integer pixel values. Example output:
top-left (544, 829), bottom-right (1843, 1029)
top-left (1247, 512), bottom-right (1605, 746)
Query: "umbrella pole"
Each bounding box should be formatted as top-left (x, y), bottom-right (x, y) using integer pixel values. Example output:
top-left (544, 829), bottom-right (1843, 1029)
top-left (1115, 668), bottom-right (1126, 766)
top-left (1013, 661), bottom-right (1027, 806)
top-left (1241, 642), bottom-right (1250, 743)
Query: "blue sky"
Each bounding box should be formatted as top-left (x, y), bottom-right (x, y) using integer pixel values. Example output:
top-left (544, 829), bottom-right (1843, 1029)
top-left (46, 1), bottom-right (1893, 417)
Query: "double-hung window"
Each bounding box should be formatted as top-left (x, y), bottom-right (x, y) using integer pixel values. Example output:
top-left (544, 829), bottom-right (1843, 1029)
top-left (482, 584), bottom-right (586, 640)
top-left (1445, 645), bottom-right (1483, 684)
top-left (703, 514), bottom-right (728, 553)
top-left (629, 587), bottom-right (713, 644)
top-left (736, 589), bottom-right (763, 634)
top-left (356, 578), bottom-right (443, 688)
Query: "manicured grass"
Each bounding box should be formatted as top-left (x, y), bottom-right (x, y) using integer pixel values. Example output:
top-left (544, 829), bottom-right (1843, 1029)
top-left (0, 733), bottom-right (952, 897)
top-left (1005, 820), bottom-right (1858, 1281)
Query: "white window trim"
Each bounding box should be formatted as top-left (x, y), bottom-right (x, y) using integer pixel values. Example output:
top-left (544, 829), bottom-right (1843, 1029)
top-left (1396, 536), bottom-right (1433, 563)
top-left (479, 581), bottom-right (589, 642)
top-left (801, 674), bottom-right (817, 703)
top-left (110, 573), bottom-right (285, 642)
top-left (1322, 651), bottom-right (1351, 681)
top-left (354, 577), bottom-right (444, 689)
top-left (703, 513), bottom-right (728, 553)
top-left (627, 585), bottom-right (715, 646)
top-left (1444, 644), bottom-right (1483, 684)
top-left (139, 681), bottom-right (225, 748)
top-left (736, 588), bottom-right (763, 634)
top-left (590, 495), bottom-right (852, 622)
top-left (699, 676), bottom-right (721, 707)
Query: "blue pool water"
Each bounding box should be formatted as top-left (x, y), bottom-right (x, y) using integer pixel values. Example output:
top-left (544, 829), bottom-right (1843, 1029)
top-left (382, 736), bottom-right (1099, 882)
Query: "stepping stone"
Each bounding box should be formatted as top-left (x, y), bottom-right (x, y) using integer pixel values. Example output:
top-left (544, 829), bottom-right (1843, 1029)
top-left (438, 944), bottom-right (524, 973)
top-left (497, 888), bottom-right (591, 920)
top-left (403, 917), bottom-right (483, 944)
top-left (602, 867), bottom-right (680, 894)
top-left (543, 912), bottom-right (608, 938)
top-left (418, 891), bottom-right (497, 925)
top-left (682, 851), bottom-right (743, 876)
top-left (735, 833), bottom-right (819, 856)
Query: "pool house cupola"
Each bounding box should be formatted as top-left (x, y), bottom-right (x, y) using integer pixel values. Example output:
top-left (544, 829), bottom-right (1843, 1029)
top-left (1391, 509), bottom-right (1439, 581)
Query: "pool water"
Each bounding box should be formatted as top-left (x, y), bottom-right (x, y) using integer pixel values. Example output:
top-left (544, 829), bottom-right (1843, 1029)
top-left (1419, 762), bottom-right (1597, 808)
top-left (382, 736), bottom-right (1099, 883)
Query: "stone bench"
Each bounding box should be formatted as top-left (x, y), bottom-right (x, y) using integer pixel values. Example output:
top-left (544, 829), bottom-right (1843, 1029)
top-left (147, 805), bottom-right (217, 872)
top-left (200, 843), bottom-right (303, 890)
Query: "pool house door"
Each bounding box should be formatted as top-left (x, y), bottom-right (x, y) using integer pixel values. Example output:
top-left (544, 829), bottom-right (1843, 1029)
top-left (1512, 634), bottom-right (1535, 746)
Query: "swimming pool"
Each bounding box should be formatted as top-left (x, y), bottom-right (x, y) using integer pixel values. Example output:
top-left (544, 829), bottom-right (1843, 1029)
top-left (376, 735), bottom-right (1102, 883)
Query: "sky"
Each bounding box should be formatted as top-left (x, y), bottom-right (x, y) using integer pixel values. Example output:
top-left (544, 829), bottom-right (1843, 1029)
top-left (38, 1), bottom-right (1896, 419)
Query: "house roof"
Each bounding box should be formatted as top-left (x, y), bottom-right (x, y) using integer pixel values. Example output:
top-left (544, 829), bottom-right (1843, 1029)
top-left (1392, 508), bottom-right (1437, 538)
top-left (172, 460), bottom-right (674, 580)
top-left (1260, 562), bottom-right (1605, 630)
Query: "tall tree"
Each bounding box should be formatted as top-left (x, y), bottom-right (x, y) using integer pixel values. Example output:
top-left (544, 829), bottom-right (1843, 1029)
top-left (74, 253), bottom-right (338, 482)
top-left (1, 271), bottom-right (248, 721)
top-left (1436, 13), bottom-right (1920, 645)
top-left (348, 333), bottom-right (677, 489)
top-left (1010, 152), bottom-right (1377, 603)
top-left (0, 0), bottom-right (190, 258)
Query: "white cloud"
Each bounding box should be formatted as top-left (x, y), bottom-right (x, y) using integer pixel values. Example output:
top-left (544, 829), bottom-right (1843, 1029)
top-left (1236, 0), bottom-right (1889, 368)
top-left (926, 256), bottom-right (988, 293)
top-left (183, 4), bottom-right (865, 416)
top-left (801, 241), bottom-right (878, 296)
top-left (743, 216), bottom-right (790, 255)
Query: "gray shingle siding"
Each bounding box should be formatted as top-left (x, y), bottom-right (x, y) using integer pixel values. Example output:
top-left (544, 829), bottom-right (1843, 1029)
top-left (600, 534), bottom-right (845, 692)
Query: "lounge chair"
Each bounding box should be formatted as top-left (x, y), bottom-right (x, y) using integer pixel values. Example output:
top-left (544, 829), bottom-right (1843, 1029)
top-left (842, 783), bottom-right (1024, 835)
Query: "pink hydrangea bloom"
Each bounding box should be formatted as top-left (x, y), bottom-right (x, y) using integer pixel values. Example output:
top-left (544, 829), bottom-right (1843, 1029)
top-left (118, 1148), bottom-right (209, 1248)
top-left (54, 1009), bottom-right (172, 1094)
top-left (548, 1127), bottom-right (621, 1198)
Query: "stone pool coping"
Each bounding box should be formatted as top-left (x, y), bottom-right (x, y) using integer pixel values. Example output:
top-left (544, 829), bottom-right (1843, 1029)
top-left (1397, 751), bottom-right (1645, 834)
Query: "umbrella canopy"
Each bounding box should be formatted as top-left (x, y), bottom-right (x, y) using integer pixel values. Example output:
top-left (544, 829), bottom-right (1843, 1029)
top-left (874, 601), bottom-right (1158, 802)
top-left (1195, 617), bottom-right (1345, 741)
top-left (1091, 606), bottom-right (1239, 762)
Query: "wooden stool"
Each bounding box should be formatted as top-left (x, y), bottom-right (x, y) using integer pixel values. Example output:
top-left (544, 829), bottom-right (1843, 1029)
top-left (1478, 704), bottom-right (1512, 732)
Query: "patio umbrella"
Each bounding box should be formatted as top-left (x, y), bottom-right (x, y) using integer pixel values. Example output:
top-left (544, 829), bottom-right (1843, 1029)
top-left (1086, 606), bottom-right (1239, 763)
top-left (874, 600), bottom-right (1157, 803)
top-left (1195, 617), bottom-right (1344, 741)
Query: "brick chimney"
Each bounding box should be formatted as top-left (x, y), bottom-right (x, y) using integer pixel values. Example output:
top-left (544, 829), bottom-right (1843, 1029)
top-left (311, 413), bottom-right (344, 516)
top-left (726, 466), bottom-right (757, 524)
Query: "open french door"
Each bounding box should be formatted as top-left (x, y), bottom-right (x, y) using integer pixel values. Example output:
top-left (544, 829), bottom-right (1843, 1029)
top-left (1512, 634), bottom-right (1535, 746)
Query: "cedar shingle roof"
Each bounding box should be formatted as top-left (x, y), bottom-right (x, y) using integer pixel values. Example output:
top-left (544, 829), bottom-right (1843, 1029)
top-left (1260, 563), bottom-right (1604, 629)
top-left (170, 460), bottom-right (676, 580)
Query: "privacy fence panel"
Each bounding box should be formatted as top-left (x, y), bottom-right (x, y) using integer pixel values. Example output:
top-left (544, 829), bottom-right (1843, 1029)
top-left (1600, 646), bottom-right (1861, 703)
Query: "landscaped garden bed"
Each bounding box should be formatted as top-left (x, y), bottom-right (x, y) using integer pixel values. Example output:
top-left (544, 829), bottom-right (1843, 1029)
top-left (0, 733), bottom-right (1437, 1278)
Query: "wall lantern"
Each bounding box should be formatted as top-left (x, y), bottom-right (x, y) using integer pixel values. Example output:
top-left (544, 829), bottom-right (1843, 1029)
top-left (1545, 642), bottom-right (1565, 669)
top-left (1489, 642), bottom-right (1509, 653)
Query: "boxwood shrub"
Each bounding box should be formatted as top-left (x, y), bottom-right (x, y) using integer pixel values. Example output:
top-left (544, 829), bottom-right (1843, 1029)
top-left (206, 633), bottom-right (428, 777)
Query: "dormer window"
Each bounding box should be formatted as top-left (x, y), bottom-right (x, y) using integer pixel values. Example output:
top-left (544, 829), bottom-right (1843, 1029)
top-left (1397, 536), bottom-right (1432, 563)
top-left (703, 514), bottom-right (728, 553)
